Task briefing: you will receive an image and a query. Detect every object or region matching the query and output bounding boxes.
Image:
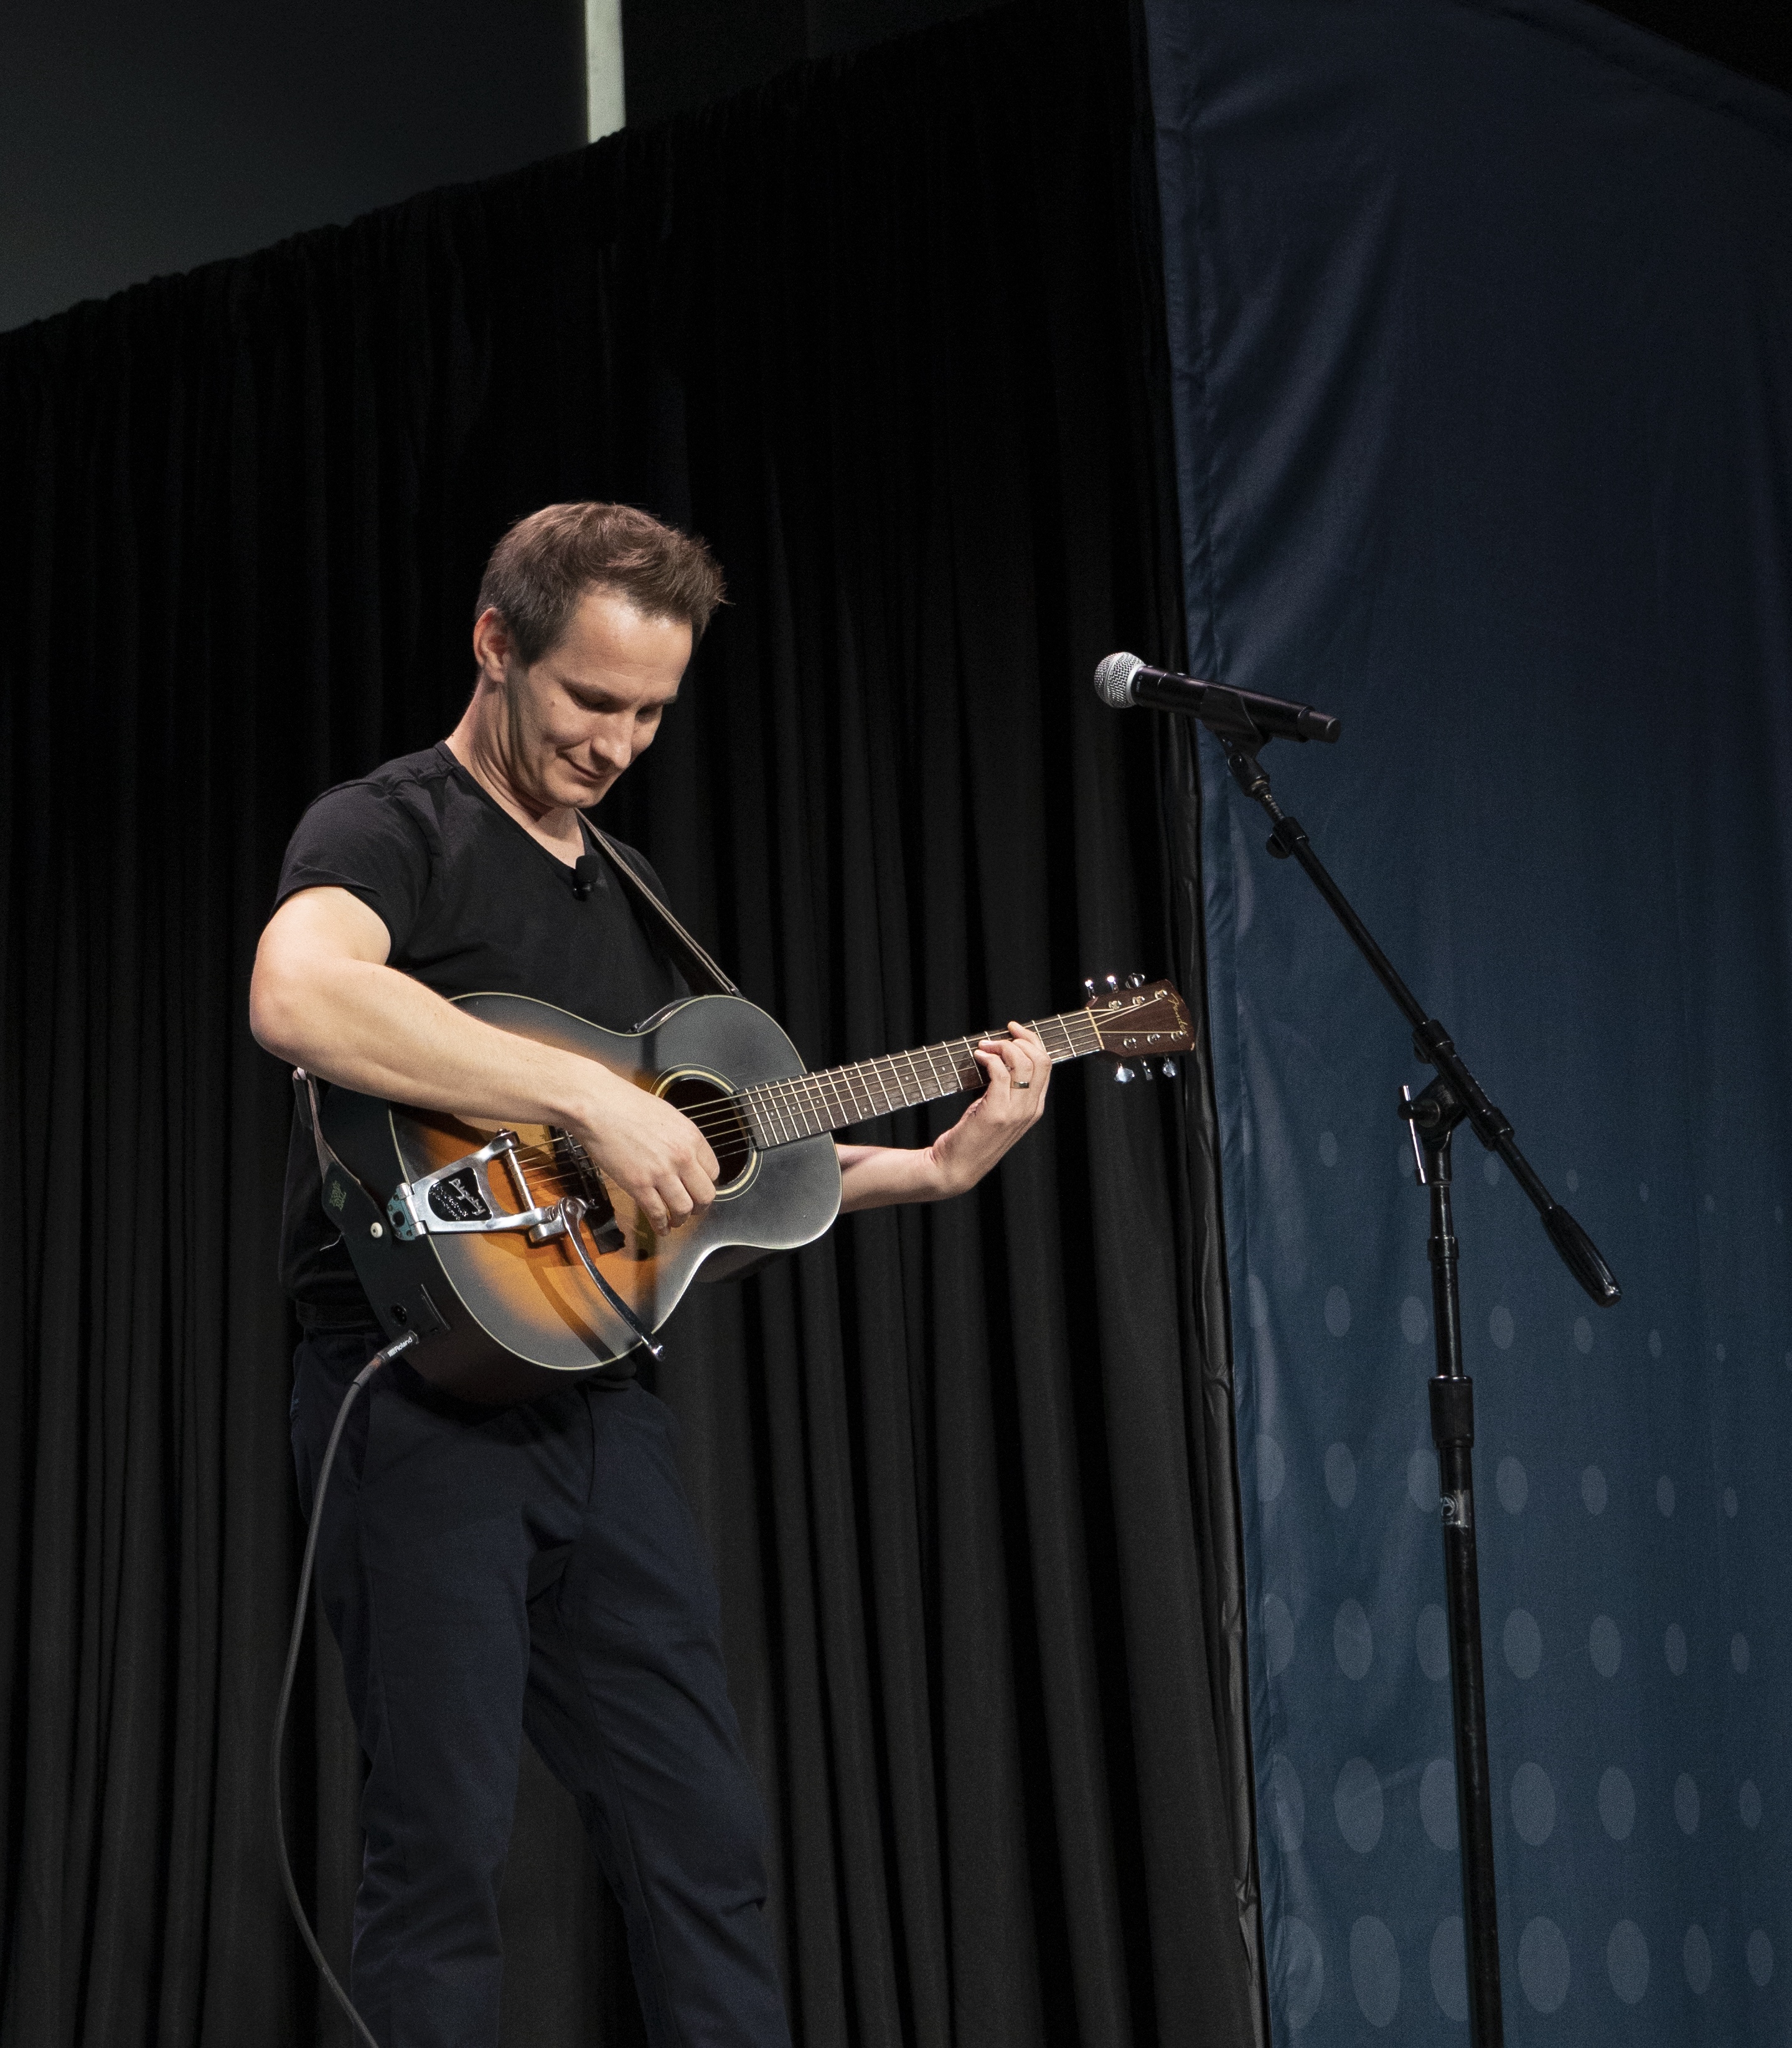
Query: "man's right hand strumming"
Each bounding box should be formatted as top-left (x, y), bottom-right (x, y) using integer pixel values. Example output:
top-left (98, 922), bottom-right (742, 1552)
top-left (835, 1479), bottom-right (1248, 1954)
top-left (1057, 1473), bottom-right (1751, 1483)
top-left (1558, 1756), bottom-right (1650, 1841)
top-left (563, 1065), bottom-right (719, 1234)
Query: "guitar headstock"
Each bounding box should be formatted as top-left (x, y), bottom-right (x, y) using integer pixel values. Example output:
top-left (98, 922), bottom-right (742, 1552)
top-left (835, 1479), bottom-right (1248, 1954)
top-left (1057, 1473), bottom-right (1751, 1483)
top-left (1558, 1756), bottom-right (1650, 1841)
top-left (1081, 974), bottom-right (1195, 1061)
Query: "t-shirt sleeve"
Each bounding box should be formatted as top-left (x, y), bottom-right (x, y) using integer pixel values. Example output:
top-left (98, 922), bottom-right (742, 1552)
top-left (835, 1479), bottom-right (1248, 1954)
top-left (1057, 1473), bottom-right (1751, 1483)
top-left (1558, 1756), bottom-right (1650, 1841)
top-left (274, 781), bottom-right (431, 954)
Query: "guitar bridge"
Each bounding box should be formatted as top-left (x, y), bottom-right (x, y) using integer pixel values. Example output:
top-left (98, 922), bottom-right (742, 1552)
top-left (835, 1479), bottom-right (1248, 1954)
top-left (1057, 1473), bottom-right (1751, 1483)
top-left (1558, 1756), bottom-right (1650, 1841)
top-left (530, 1131), bottom-right (624, 1252)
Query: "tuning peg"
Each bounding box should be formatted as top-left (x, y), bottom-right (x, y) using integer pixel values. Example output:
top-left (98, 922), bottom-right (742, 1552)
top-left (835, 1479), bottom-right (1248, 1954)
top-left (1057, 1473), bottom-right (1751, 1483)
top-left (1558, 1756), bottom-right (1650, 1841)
top-left (1138, 1059), bottom-right (1157, 1080)
top-left (1082, 977), bottom-right (1097, 1000)
top-left (1160, 1057), bottom-right (1179, 1079)
top-left (1126, 972), bottom-right (1145, 988)
top-left (1105, 974), bottom-right (1120, 993)
top-left (1114, 1063), bottom-right (1136, 1083)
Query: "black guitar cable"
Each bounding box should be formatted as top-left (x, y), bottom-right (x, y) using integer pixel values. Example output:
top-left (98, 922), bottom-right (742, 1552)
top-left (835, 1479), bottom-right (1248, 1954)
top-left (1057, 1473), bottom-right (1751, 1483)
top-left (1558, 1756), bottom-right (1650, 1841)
top-left (271, 1330), bottom-right (418, 2048)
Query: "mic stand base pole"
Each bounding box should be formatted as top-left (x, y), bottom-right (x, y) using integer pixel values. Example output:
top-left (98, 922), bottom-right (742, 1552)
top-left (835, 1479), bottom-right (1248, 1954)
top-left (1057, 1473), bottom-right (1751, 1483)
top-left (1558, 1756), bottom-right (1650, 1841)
top-left (1407, 1079), bottom-right (1505, 2048)
top-left (1209, 729), bottom-right (1590, 2048)
top-left (1213, 723), bottom-right (1625, 2040)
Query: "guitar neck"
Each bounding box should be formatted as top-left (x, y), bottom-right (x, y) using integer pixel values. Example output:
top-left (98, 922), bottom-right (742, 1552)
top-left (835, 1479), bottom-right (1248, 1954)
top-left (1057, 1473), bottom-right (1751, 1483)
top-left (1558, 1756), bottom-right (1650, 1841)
top-left (738, 1010), bottom-right (1104, 1149)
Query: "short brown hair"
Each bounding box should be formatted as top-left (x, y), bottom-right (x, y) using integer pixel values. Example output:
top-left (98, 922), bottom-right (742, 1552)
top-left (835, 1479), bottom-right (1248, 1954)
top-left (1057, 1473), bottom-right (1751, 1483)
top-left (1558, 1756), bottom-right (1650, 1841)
top-left (475, 502), bottom-right (726, 665)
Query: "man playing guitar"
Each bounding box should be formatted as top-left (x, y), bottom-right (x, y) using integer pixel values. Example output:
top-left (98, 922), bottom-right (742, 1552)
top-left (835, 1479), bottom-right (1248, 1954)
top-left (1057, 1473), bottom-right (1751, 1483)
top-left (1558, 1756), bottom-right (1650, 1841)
top-left (249, 502), bottom-right (1050, 2048)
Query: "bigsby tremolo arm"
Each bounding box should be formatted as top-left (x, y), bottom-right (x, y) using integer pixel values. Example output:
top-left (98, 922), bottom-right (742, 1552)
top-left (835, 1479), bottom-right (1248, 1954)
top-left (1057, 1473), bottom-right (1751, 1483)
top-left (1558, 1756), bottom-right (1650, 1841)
top-left (556, 1194), bottom-right (662, 1359)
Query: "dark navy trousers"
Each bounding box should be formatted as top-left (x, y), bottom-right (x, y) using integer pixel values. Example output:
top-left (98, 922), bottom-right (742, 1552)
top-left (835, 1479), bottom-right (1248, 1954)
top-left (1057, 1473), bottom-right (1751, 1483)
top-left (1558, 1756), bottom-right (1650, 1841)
top-left (291, 1326), bottom-right (791, 2048)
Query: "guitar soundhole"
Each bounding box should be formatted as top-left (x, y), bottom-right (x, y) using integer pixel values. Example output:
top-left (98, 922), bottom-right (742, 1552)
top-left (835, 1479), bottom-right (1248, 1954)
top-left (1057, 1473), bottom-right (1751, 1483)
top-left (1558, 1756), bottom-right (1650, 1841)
top-left (660, 1075), bottom-right (755, 1190)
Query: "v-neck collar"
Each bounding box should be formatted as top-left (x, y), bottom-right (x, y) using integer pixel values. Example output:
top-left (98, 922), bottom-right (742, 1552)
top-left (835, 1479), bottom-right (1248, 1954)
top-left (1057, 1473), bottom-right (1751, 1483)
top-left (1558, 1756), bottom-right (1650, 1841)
top-left (435, 741), bottom-right (601, 883)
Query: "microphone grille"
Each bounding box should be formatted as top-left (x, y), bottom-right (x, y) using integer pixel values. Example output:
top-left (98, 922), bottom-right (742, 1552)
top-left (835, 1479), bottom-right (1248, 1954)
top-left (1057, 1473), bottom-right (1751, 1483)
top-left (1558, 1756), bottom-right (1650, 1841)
top-left (1094, 651), bottom-right (1145, 708)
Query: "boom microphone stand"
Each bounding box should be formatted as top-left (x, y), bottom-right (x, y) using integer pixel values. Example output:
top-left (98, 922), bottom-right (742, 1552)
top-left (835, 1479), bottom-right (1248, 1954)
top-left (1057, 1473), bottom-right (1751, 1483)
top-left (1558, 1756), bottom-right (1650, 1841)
top-left (1204, 697), bottom-right (1619, 2048)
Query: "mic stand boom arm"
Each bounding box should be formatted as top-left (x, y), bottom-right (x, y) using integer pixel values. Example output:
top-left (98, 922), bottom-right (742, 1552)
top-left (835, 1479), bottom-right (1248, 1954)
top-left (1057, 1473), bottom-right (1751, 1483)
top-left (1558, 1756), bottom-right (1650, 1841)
top-left (1219, 737), bottom-right (1618, 1305)
top-left (1213, 728), bottom-right (1619, 2048)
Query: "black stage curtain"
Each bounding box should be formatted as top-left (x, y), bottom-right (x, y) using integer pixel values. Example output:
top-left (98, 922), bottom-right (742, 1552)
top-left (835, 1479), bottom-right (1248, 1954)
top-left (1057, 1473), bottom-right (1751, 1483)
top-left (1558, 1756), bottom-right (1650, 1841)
top-left (0, 4), bottom-right (1259, 2042)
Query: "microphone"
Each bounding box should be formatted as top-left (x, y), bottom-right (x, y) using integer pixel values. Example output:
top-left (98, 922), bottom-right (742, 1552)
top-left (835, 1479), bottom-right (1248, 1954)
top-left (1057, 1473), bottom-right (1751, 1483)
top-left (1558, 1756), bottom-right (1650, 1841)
top-left (571, 853), bottom-right (603, 901)
top-left (1094, 652), bottom-right (1341, 745)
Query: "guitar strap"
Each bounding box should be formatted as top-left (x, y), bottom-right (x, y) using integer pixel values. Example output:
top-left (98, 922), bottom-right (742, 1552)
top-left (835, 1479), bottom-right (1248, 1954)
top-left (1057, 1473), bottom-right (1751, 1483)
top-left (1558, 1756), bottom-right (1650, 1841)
top-left (584, 823), bottom-right (794, 1287)
top-left (582, 821), bottom-right (740, 998)
top-left (296, 1066), bottom-right (347, 1188)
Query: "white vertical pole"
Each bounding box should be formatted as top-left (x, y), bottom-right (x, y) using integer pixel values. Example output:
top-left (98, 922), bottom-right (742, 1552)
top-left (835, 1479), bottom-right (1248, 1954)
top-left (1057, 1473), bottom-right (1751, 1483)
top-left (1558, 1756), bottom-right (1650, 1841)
top-left (585, 0), bottom-right (626, 141)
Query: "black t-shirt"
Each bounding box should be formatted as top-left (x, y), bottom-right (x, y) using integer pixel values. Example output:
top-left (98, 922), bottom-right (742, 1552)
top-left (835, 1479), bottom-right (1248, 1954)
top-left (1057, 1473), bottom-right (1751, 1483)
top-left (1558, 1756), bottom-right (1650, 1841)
top-left (274, 742), bottom-right (686, 1318)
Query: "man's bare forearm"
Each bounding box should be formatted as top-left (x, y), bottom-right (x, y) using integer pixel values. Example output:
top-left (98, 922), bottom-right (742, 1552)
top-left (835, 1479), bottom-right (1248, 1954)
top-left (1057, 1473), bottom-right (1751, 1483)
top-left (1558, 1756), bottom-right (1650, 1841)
top-left (835, 1023), bottom-right (1052, 1213)
top-left (836, 1142), bottom-right (955, 1213)
top-left (251, 950), bottom-right (629, 1130)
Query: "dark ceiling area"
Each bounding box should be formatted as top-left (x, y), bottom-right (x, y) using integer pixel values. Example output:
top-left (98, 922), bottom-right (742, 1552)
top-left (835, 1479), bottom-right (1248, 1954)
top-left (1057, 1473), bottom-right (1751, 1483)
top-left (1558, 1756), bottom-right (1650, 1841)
top-left (618, 0), bottom-right (996, 127)
top-left (2, 0), bottom-right (1785, 333)
top-left (614, 0), bottom-right (1791, 129)
top-left (0, 0), bottom-right (585, 333)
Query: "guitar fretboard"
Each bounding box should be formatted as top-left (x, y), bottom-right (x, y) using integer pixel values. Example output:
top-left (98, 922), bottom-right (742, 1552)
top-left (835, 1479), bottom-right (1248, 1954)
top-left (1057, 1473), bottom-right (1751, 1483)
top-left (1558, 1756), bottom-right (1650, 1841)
top-left (738, 1009), bottom-right (1104, 1149)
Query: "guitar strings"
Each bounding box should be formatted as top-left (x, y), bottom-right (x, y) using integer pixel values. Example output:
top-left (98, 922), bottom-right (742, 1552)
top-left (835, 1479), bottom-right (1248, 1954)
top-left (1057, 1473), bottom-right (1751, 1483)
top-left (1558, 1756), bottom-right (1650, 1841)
top-left (463, 1008), bottom-right (1145, 1191)
top-left (486, 1018), bottom-right (1116, 1175)
top-left (490, 1024), bottom-right (1065, 1148)
top-left (497, 1027), bottom-right (1094, 1165)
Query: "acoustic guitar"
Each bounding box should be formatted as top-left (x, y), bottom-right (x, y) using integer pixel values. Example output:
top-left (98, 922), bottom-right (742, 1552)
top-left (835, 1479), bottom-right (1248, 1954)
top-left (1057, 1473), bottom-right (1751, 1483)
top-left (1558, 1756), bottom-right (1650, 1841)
top-left (303, 975), bottom-right (1193, 1403)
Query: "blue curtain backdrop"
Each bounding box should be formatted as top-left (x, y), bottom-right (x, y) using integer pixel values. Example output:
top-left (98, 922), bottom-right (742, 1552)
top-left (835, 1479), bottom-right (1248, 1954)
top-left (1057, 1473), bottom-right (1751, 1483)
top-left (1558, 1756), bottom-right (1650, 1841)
top-left (1144, 1), bottom-right (1792, 2041)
